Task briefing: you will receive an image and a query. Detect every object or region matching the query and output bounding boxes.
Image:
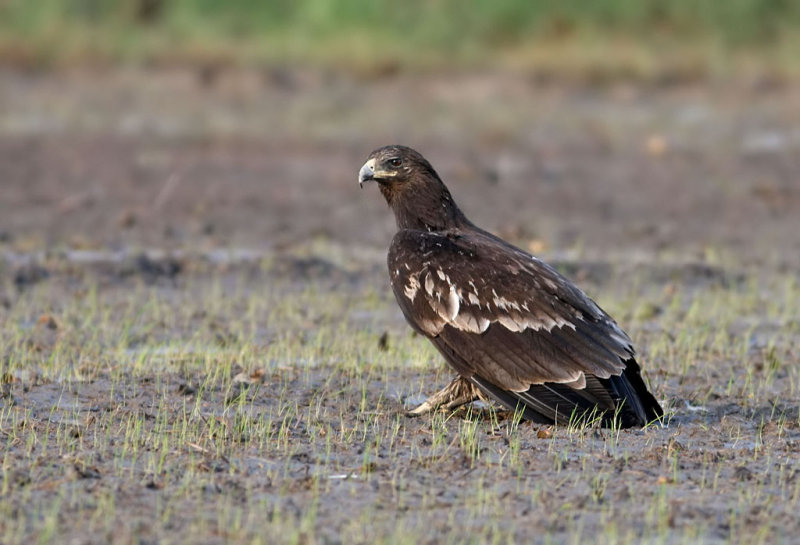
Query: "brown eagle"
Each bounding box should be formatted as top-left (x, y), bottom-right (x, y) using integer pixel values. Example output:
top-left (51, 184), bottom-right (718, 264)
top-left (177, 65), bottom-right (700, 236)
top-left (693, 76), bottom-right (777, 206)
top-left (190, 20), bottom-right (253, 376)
top-left (359, 145), bottom-right (663, 428)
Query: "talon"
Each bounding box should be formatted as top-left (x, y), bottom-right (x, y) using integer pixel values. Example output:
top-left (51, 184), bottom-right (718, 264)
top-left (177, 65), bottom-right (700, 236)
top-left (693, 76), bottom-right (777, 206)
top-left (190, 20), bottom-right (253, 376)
top-left (406, 400), bottom-right (435, 417)
top-left (405, 376), bottom-right (486, 416)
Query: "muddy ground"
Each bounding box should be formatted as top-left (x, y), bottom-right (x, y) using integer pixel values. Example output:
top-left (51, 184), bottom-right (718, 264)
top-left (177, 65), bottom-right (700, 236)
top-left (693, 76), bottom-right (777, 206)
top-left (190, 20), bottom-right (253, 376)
top-left (1, 68), bottom-right (800, 544)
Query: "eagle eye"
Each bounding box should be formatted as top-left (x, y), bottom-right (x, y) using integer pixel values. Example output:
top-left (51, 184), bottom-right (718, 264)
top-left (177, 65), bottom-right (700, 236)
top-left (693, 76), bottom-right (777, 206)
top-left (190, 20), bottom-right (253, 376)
top-left (387, 157), bottom-right (402, 168)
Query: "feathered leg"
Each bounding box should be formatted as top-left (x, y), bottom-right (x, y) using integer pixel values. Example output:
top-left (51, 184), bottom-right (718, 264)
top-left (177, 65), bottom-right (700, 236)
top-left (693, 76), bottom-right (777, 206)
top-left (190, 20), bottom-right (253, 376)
top-left (407, 376), bottom-right (486, 416)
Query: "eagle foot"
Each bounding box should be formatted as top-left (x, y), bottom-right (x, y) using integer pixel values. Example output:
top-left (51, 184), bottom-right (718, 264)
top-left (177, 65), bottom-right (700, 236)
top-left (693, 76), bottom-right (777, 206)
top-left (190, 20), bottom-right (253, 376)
top-left (407, 376), bottom-right (485, 416)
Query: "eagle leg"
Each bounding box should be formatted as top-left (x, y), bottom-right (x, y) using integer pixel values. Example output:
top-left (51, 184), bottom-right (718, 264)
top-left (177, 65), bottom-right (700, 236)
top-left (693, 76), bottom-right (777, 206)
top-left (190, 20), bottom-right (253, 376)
top-left (406, 376), bottom-right (485, 416)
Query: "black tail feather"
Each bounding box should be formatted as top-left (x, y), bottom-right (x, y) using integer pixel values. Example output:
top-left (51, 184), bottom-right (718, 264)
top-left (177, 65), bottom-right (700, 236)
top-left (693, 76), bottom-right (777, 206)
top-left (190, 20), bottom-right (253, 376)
top-left (610, 357), bottom-right (664, 423)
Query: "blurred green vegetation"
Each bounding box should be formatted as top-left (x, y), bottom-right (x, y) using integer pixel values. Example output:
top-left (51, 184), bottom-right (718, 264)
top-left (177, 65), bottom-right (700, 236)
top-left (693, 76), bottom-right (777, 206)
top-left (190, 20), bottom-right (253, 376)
top-left (1, 0), bottom-right (800, 77)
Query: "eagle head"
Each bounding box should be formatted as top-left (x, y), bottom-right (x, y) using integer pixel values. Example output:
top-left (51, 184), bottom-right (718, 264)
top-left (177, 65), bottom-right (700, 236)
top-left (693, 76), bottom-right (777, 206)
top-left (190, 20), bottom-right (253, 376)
top-left (357, 145), bottom-right (439, 189)
top-left (358, 145), bottom-right (467, 231)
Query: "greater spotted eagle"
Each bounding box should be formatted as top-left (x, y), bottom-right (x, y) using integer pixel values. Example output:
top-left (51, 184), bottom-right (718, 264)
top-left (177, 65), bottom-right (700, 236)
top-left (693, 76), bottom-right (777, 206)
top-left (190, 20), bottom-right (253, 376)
top-left (359, 145), bottom-right (663, 428)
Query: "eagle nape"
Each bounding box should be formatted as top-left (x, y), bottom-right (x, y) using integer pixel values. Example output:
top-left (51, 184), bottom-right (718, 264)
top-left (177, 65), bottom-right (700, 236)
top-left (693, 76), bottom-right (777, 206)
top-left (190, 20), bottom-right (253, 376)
top-left (360, 145), bottom-right (664, 429)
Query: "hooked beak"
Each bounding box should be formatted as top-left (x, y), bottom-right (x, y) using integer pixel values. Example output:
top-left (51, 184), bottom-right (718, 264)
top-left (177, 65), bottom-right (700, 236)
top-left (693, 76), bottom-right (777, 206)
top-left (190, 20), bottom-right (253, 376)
top-left (358, 158), bottom-right (376, 188)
